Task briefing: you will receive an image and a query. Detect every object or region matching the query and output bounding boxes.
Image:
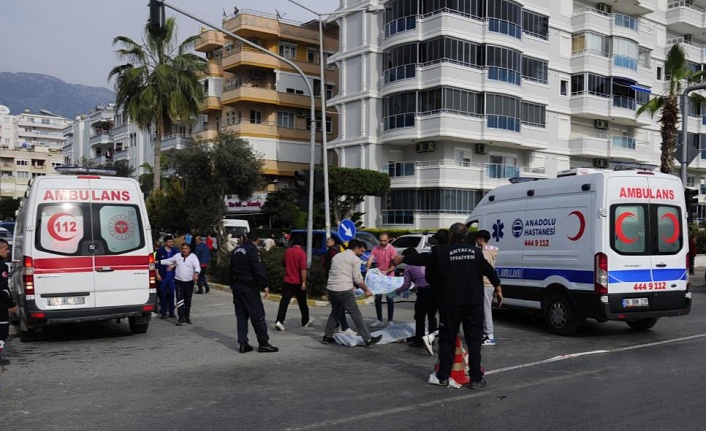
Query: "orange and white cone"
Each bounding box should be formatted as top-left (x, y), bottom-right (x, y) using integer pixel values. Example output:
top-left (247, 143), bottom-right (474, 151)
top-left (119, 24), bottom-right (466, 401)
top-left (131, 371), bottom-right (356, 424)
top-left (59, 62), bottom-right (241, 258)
top-left (434, 335), bottom-right (470, 387)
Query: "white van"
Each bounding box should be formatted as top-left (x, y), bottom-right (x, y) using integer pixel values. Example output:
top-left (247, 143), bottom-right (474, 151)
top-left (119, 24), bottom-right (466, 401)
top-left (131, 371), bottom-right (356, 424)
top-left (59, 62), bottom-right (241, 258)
top-left (466, 168), bottom-right (691, 335)
top-left (10, 169), bottom-right (156, 341)
top-left (222, 218), bottom-right (250, 239)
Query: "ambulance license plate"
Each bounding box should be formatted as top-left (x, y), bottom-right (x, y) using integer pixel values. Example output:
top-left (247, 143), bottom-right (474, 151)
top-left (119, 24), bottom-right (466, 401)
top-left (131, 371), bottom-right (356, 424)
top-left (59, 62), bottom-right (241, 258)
top-left (622, 297), bottom-right (648, 308)
top-left (48, 297), bottom-right (85, 306)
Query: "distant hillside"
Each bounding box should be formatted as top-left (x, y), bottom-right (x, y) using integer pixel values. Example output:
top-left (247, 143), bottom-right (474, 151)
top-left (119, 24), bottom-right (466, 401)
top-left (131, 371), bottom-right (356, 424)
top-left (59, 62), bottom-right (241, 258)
top-left (0, 72), bottom-right (115, 119)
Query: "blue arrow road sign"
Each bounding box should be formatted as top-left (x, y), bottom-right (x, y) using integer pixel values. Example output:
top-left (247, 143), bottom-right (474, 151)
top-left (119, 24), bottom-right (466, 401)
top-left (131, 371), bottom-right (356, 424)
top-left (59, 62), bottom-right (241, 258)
top-left (338, 219), bottom-right (356, 242)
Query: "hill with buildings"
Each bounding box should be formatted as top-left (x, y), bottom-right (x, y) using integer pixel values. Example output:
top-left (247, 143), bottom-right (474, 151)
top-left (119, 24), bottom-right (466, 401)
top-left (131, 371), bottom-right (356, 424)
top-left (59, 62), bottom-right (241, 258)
top-left (0, 72), bottom-right (115, 119)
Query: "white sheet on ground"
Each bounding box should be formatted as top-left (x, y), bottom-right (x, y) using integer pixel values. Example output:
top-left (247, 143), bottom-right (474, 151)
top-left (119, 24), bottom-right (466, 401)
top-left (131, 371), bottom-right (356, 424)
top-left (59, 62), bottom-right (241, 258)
top-left (354, 268), bottom-right (404, 296)
top-left (333, 322), bottom-right (415, 347)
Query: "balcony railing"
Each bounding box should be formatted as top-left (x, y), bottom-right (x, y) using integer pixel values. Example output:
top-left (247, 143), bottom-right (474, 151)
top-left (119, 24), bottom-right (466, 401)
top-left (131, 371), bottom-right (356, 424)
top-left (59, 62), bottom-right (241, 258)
top-left (667, 1), bottom-right (705, 13)
top-left (612, 95), bottom-right (637, 110)
top-left (381, 159), bottom-right (545, 179)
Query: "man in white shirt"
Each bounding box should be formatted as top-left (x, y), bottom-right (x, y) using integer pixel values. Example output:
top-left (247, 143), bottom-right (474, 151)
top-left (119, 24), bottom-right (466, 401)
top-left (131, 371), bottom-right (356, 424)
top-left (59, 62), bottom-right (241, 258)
top-left (322, 239), bottom-right (382, 347)
top-left (160, 243), bottom-right (201, 326)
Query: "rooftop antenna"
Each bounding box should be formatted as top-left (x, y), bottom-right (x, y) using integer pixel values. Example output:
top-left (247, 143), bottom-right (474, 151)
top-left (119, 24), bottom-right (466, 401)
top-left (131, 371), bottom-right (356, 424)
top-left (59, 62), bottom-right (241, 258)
top-left (275, 9), bottom-right (284, 21)
top-left (222, 8), bottom-right (227, 17)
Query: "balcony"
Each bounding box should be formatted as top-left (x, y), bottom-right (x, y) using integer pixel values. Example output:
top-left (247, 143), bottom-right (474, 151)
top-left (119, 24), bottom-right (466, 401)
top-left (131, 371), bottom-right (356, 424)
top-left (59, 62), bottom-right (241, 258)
top-left (194, 30), bottom-right (225, 52)
top-left (113, 150), bottom-right (128, 162)
top-left (666, 1), bottom-right (706, 35)
top-left (89, 132), bottom-right (114, 147)
top-left (194, 126), bottom-right (219, 141)
top-left (222, 84), bottom-right (318, 109)
top-left (666, 37), bottom-right (705, 63)
top-left (222, 120), bottom-right (317, 142)
top-left (382, 159), bottom-right (546, 190)
top-left (222, 46), bottom-right (279, 72)
top-left (199, 96), bottom-right (222, 113)
top-left (222, 10), bottom-right (335, 48)
top-left (160, 134), bottom-right (193, 151)
top-left (569, 131), bottom-right (652, 163)
top-left (90, 155), bottom-right (108, 165)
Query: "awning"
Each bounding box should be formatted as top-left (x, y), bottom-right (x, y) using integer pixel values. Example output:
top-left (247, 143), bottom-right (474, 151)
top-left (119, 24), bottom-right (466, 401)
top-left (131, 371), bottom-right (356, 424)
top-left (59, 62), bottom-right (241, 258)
top-left (630, 85), bottom-right (652, 94)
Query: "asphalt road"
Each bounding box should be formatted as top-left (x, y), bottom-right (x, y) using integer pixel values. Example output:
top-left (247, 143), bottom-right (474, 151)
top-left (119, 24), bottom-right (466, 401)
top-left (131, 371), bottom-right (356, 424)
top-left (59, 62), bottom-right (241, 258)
top-left (3, 279), bottom-right (706, 431)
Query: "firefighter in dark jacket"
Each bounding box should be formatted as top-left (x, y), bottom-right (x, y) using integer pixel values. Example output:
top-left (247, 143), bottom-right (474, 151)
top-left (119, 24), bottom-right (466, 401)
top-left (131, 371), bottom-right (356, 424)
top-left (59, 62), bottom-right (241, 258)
top-left (395, 223), bottom-right (502, 389)
top-left (231, 231), bottom-right (278, 353)
top-left (0, 238), bottom-right (17, 365)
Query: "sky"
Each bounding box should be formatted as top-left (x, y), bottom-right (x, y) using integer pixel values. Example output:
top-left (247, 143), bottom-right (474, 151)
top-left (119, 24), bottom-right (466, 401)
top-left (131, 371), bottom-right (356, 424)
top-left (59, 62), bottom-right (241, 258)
top-left (0, 0), bottom-right (334, 89)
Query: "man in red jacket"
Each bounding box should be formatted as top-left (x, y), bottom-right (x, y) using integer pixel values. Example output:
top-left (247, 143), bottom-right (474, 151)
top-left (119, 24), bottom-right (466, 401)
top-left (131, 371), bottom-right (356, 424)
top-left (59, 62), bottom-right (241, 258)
top-left (274, 236), bottom-right (313, 331)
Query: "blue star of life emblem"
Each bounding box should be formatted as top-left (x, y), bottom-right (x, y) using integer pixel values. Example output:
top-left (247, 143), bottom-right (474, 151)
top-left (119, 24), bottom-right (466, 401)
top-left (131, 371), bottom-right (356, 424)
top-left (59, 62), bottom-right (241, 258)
top-left (492, 219), bottom-right (504, 242)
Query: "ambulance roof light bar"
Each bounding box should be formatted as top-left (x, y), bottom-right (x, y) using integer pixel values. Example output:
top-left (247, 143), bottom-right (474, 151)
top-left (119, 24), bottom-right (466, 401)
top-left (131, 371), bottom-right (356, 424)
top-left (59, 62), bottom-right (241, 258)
top-left (55, 166), bottom-right (118, 176)
top-left (611, 161), bottom-right (658, 171)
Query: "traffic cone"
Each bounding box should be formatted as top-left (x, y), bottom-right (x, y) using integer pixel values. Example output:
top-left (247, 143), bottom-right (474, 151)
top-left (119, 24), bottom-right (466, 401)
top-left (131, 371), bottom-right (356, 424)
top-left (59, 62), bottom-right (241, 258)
top-left (434, 335), bottom-right (470, 385)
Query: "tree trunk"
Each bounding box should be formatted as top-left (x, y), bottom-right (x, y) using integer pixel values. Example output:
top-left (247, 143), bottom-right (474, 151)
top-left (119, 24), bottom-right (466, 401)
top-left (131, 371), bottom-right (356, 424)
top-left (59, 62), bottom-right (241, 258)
top-left (659, 96), bottom-right (679, 175)
top-left (153, 122), bottom-right (162, 192)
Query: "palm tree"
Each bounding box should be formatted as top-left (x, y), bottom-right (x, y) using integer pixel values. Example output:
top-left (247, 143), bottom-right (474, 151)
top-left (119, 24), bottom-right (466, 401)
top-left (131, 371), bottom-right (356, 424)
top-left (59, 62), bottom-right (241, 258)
top-left (637, 44), bottom-right (706, 174)
top-left (109, 17), bottom-right (207, 192)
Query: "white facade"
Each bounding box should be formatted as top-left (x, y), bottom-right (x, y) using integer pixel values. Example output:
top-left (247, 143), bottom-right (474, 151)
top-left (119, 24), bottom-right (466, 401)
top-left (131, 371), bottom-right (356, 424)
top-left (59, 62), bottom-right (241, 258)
top-left (329, 0), bottom-right (706, 229)
top-left (62, 105), bottom-right (200, 178)
top-left (0, 105), bottom-right (67, 199)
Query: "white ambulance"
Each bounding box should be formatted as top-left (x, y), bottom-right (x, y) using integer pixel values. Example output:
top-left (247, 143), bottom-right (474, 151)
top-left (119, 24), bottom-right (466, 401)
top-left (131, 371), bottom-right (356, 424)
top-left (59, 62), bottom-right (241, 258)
top-left (465, 168), bottom-right (691, 335)
top-left (10, 168), bottom-right (157, 341)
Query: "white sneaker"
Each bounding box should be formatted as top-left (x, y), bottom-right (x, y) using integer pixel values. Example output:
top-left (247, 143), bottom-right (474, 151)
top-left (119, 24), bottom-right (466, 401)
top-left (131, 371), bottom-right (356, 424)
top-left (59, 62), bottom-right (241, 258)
top-left (274, 321), bottom-right (285, 331)
top-left (303, 317), bottom-right (315, 328)
top-left (370, 320), bottom-right (384, 328)
top-left (342, 328), bottom-right (358, 336)
top-left (427, 372), bottom-right (448, 386)
top-left (422, 333), bottom-right (435, 356)
top-left (388, 320), bottom-right (395, 326)
top-left (447, 377), bottom-right (462, 389)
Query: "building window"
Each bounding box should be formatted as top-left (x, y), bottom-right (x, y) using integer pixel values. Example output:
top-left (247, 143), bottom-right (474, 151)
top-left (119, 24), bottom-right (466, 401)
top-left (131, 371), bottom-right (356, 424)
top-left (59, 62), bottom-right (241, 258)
top-left (383, 92), bottom-right (417, 130)
top-left (250, 110), bottom-right (262, 124)
top-left (419, 37), bottom-right (484, 69)
top-left (522, 56), bottom-right (548, 84)
top-left (17, 171), bottom-right (29, 179)
top-left (487, 0), bottom-right (522, 39)
top-left (638, 47), bottom-right (651, 69)
top-left (571, 31), bottom-right (611, 56)
top-left (523, 10), bottom-right (549, 40)
top-left (277, 112), bottom-right (295, 128)
top-left (306, 47), bottom-right (319, 64)
top-left (614, 13), bottom-right (638, 32)
top-left (487, 155), bottom-right (518, 178)
top-left (306, 116), bottom-right (333, 134)
top-left (278, 42), bottom-right (297, 60)
top-left (418, 87), bottom-right (483, 117)
top-left (571, 73), bottom-right (610, 97)
top-left (657, 66), bottom-right (662, 81)
top-left (486, 45), bottom-right (521, 85)
top-left (486, 93), bottom-right (521, 132)
top-left (16, 159), bottom-right (29, 166)
top-left (384, 0), bottom-right (418, 37)
top-left (521, 102), bottom-right (546, 128)
top-left (384, 42), bottom-right (418, 83)
top-left (613, 37), bottom-right (638, 70)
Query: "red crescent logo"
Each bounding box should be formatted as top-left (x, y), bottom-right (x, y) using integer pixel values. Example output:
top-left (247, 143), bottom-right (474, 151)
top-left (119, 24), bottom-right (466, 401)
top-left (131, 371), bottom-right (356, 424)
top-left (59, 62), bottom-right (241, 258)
top-left (660, 213), bottom-right (680, 244)
top-left (616, 212), bottom-right (637, 244)
top-left (46, 212), bottom-right (76, 242)
top-left (567, 211), bottom-right (586, 241)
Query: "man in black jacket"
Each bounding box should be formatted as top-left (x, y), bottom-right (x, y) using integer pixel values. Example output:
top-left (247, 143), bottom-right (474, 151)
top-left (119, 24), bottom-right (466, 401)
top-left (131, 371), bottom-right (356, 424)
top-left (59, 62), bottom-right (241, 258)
top-left (395, 223), bottom-right (502, 389)
top-left (231, 231), bottom-right (278, 353)
top-left (0, 238), bottom-right (17, 366)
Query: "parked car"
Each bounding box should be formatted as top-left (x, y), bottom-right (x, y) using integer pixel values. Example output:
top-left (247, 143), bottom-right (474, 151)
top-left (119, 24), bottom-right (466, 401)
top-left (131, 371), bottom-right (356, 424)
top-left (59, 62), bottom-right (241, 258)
top-left (391, 233), bottom-right (434, 275)
top-left (0, 221), bottom-right (15, 234)
top-left (0, 227), bottom-right (12, 250)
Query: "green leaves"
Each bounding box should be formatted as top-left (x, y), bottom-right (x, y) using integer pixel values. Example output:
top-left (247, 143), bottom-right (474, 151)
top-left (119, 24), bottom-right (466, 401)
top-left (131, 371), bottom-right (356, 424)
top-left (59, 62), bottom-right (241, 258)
top-left (328, 167), bottom-right (391, 224)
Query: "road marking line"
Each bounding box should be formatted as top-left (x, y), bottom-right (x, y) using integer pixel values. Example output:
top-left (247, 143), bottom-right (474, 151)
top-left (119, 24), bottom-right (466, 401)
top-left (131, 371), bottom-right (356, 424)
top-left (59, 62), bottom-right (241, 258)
top-left (487, 333), bottom-right (706, 375)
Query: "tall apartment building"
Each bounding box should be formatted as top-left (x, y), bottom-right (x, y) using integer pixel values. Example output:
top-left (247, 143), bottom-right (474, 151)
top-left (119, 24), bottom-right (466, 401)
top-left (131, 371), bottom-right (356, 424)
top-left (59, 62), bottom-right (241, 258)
top-left (0, 105), bottom-right (67, 199)
top-left (329, 0), bottom-right (706, 229)
top-left (194, 9), bottom-right (339, 205)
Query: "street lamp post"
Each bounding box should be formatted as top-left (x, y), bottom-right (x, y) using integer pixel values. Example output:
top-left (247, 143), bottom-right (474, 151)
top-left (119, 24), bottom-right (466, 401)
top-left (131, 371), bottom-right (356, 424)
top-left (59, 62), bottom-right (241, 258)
top-left (156, 1), bottom-right (318, 269)
top-left (287, 0), bottom-right (385, 240)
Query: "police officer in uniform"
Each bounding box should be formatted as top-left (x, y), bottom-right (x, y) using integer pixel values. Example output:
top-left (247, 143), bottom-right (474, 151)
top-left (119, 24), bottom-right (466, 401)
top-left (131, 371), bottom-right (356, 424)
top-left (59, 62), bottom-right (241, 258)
top-left (395, 223), bottom-right (502, 389)
top-left (231, 231), bottom-right (278, 353)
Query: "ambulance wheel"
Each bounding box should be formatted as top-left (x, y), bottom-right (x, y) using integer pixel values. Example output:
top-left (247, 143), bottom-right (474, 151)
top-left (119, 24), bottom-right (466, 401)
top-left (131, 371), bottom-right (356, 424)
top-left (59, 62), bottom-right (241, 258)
top-left (626, 318), bottom-right (658, 331)
top-left (129, 317), bottom-right (149, 334)
top-left (545, 294), bottom-right (582, 336)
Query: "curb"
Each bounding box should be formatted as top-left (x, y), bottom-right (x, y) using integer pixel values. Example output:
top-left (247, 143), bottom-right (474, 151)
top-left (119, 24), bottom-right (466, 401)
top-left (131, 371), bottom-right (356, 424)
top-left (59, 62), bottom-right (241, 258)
top-left (208, 282), bottom-right (375, 307)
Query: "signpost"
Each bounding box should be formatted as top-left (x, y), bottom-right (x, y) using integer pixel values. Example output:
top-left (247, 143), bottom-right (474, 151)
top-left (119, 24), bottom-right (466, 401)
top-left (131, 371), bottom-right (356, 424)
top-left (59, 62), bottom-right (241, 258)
top-left (338, 219), bottom-right (356, 242)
